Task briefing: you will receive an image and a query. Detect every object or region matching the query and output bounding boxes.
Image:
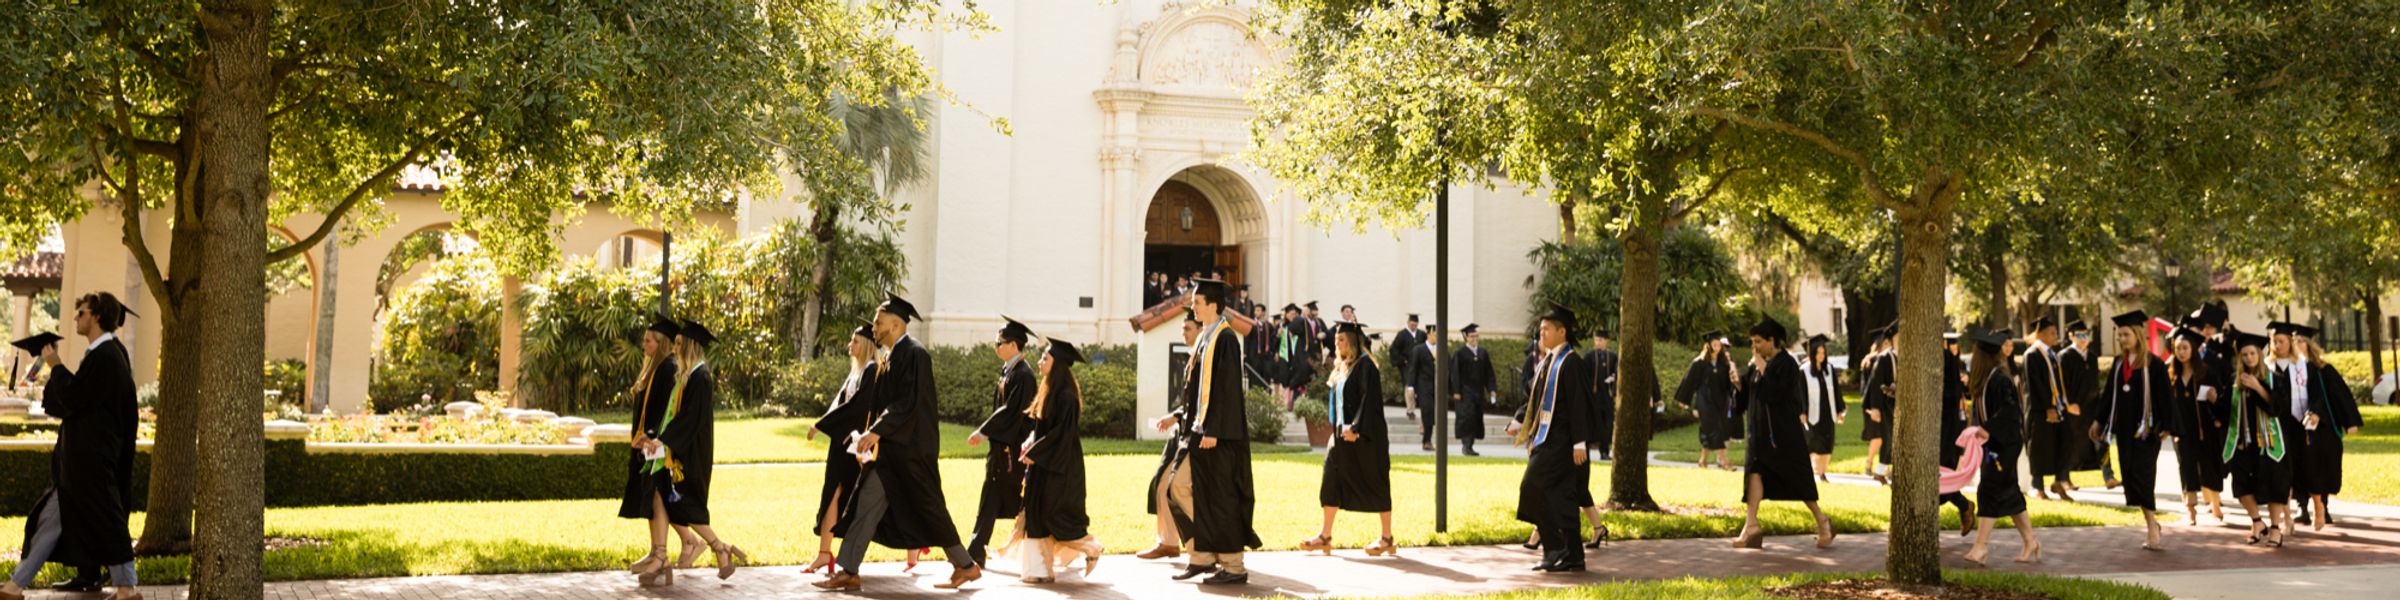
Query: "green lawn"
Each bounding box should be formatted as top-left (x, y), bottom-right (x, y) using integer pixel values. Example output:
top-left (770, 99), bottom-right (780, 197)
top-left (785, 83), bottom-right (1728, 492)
top-left (0, 450), bottom-right (2144, 585)
top-left (2333, 405), bottom-right (2400, 506)
top-left (1372, 571), bottom-right (2165, 600)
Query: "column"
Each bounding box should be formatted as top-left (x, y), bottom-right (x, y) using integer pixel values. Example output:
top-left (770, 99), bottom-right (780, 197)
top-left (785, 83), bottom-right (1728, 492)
top-left (498, 275), bottom-right (524, 401)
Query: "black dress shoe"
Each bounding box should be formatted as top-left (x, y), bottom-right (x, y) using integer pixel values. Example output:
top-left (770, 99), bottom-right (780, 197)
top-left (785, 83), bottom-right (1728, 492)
top-left (1540, 563), bottom-right (1587, 573)
top-left (1199, 570), bottom-right (1249, 585)
top-left (1463, 449), bottom-right (1481, 456)
top-left (1531, 563), bottom-right (1555, 572)
top-left (1172, 564), bottom-right (1219, 581)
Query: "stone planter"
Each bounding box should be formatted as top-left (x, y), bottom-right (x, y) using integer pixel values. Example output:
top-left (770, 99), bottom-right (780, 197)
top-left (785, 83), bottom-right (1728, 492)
top-left (1305, 420), bottom-right (1336, 448)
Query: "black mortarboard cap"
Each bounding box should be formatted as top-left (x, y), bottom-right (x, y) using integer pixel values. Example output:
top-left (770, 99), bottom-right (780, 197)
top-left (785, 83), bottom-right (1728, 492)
top-left (851, 323), bottom-right (875, 339)
top-left (679, 319), bottom-right (717, 347)
top-left (1539, 302), bottom-right (1576, 329)
top-left (878, 291), bottom-right (920, 323)
top-left (2031, 316), bottom-right (2057, 331)
top-left (1591, 327), bottom-right (1610, 339)
top-left (2288, 322), bottom-right (2320, 338)
top-left (2234, 332), bottom-right (2270, 350)
top-left (1334, 321), bottom-right (1365, 338)
top-left (1305, 300), bottom-right (1320, 311)
top-left (11, 332), bottom-right (61, 355)
top-left (2171, 327), bottom-right (2206, 346)
top-left (1807, 334), bottom-right (1831, 347)
top-left (1047, 339), bottom-right (1086, 365)
top-left (1460, 323), bottom-right (1480, 334)
top-left (648, 315), bottom-right (681, 337)
top-left (1282, 303), bottom-right (1301, 314)
top-left (2111, 310), bottom-right (2150, 329)
top-left (1749, 315), bottom-right (1788, 342)
top-left (2066, 320), bottom-right (2091, 333)
top-left (1192, 278), bottom-right (1229, 303)
top-left (999, 315), bottom-right (1034, 344)
top-left (1407, 313), bottom-right (1421, 322)
top-left (1698, 330), bottom-right (1723, 344)
top-left (1968, 328), bottom-right (2008, 351)
top-left (2201, 302), bottom-right (2230, 326)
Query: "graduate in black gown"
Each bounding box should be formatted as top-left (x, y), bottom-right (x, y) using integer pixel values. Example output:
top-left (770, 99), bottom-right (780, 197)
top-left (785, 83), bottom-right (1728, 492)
top-left (1938, 331), bottom-right (1976, 536)
top-left (2166, 327), bottom-right (2229, 525)
top-left (630, 320), bottom-right (748, 587)
top-left (1858, 325), bottom-right (1896, 481)
top-left (2101, 310), bottom-right (2173, 550)
top-left (1675, 332), bottom-right (1740, 471)
top-left (6, 293), bottom-right (141, 600)
top-left (1246, 304), bottom-right (1276, 389)
top-left (1509, 303), bottom-right (1595, 572)
top-left (1410, 328), bottom-right (1440, 450)
top-left (1138, 313), bottom-right (1206, 561)
top-left (1278, 304), bottom-right (1314, 408)
top-left (622, 317), bottom-right (699, 582)
top-left (1730, 316), bottom-right (1834, 550)
top-left (801, 325), bottom-right (880, 574)
top-left (2225, 331), bottom-right (2293, 546)
top-left (1016, 338), bottom-right (1103, 583)
top-left (1451, 324), bottom-right (1496, 456)
top-left (2059, 321), bottom-right (2111, 490)
top-left (1392, 314), bottom-right (1424, 420)
top-left (1300, 322), bottom-right (1399, 557)
top-left (964, 317), bottom-right (1039, 566)
top-left (1163, 279), bottom-right (1262, 586)
top-left (1963, 329), bottom-right (2041, 566)
top-left (2023, 317), bottom-right (2079, 502)
top-left (818, 293), bottom-right (983, 591)
top-left (1800, 335), bottom-right (1845, 482)
top-left (1588, 329), bottom-right (1620, 462)
top-left (2277, 323), bottom-right (2362, 532)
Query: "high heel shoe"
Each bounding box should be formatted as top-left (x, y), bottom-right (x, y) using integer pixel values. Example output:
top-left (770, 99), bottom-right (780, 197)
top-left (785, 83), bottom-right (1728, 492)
top-left (803, 550), bottom-right (836, 574)
top-left (636, 559), bottom-right (675, 587)
top-left (812, 571), bottom-right (862, 591)
top-left (2246, 522), bottom-right (2267, 545)
top-left (2016, 542), bottom-right (2043, 563)
top-left (2142, 522), bottom-right (2165, 551)
top-left (675, 535), bottom-right (705, 569)
top-left (1815, 517), bottom-right (1836, 549)
top-left (1364, 536), bottom-right (1399, 557)
top-left (712, 542), bottom-right (749, 580)
top-left (1584, 524), bottom-right (1608, 549)
top-left (2268, 525), bottom-right (2287, 548)
top-left (1963, 547), bottom-right (1989, 567)
top-left (1296, 535), bottom-right (1334, 556)
top-left (628, 544), bottom-right (667, 573)
top-left (1730, 526), bottom-right (1763, 549)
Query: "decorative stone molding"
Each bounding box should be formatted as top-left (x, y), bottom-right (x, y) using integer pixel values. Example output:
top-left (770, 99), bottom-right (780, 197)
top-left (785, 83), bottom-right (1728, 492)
top-left (263, 419), bottom-right (310, 441)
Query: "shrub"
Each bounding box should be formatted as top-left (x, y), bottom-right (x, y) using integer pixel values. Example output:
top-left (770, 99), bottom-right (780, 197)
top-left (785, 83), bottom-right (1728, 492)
top-left (369, 255), bottom-right (500, 412)
top-left (264, 359), bottom-right (307, 411)
top-left (1245, 386), bottom-right (1288, 444)
top-left (1292, 395), bottom-right (1330, 427)
top-left (516, 258), bottom-right (653, 414)
top-left (1528, 227), bottom-right (1752, 347)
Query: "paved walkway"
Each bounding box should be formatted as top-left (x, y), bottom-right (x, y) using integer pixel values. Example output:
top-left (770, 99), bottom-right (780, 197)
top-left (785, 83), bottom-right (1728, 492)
top-left (53, 516), bottom-right (2400, 599)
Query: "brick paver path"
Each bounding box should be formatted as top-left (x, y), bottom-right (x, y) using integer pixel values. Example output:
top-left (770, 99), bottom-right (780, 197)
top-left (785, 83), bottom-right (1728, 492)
top-left (48, 517), bottom-right (2399, 599)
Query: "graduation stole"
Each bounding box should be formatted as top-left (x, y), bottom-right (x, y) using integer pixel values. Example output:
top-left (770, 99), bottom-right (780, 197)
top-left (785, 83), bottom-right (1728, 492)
top-left (2036, 347), bottom-right (2066, 421)
top-left (1329, 375), bottom-right (1347, 427)
top-left (1525, 349), bottom-right (1569, 447)
top-left (1193, 318), bottom-right (1233, 426)
top-left (645, 361), bottom-right (704, 482)
top-left (2222, 372), bottom-right (2285, 462)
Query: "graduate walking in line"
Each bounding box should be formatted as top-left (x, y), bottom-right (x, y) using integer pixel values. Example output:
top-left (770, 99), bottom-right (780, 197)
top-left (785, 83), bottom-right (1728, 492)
top-left (1299, 322), bottom-right (1400, 558)
top-left (1013, 339), bottom-right (1104, 583)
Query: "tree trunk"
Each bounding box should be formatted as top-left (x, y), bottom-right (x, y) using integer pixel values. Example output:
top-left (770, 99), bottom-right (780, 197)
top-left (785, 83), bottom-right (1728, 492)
top-left (1559, 193), bottom-right (1580, 241)
top-left (1605, 199), bottom-right (1665, 512)
top-left (1981, 229), bottom-right (2009, 330)
top-left (1886, 181), bottom-right (1958, 586)
top-left (796, 205), bottom-right (840, 361)
top-left (134, 162), bottom-right (211, 557)
top-left (310, 235), bottom-right (338, 412)
top-left (190, 1), bottom-right (272, 597)
top-left (2367, 289), bottom-right (2385, 382)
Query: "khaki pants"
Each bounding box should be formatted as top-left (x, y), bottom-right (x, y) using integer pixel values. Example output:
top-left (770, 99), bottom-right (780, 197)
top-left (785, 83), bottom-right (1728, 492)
top-left (1169, 455), bottom-right (1244, 573)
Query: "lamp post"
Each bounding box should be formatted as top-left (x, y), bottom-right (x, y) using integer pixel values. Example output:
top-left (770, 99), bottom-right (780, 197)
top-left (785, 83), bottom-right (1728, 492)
top-left (2164, 257), bottom-right (2182, 318)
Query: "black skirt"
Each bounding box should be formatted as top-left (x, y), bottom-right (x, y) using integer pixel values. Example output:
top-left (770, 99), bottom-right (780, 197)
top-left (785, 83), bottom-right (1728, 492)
top-left (1976, 442), bottom-right (2027, 518)
top-left (2294, 424), bottom-right (2344, 497)
top-left (2117, 436), bottom-right (2164, 510)
top-left (2173, 435), bottom-right (2227, 493)
top-left (2229, 450), bottom-right (2293, 505)
top-left (1319, 431), bottom-right (1393, 512)
top-left (1805, 420), bottom-right (1836, 455)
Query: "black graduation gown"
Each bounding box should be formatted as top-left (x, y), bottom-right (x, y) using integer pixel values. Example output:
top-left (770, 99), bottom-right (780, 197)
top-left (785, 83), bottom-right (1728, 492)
top-left (1941, 352), bottom-right (1968, 467)
top-left (1859, 354), bottom-right (1893, 452)
top-left (1024, 381), bottom-right (1089, 541)
top-left (2105, 356), bottom-right (2174, 510)
top-left (1321, 360), bottom-right (1392, 512)
top-left (1740, 352), bottom-right (1818, 502)
top-left (1279, 320), bottom-right (1315, 390)
top-left (856, 336), bottom-right (964, 549)
top-left (654, 363), bottom-right (717, 525)
top-left (1515, 348), bottom-right (1593, 527)
top-left (26, 337), bottom-right (137, 567)
top-left (2231, 373), bottom-right (2292, 504)
top-left (2059, 345), bottom-right (2105, 471)
top-left (619, 357), bottom-right (678, 520)
top-left (2168, 364), bottom-right (2228, 493)
top-left (1409, 343), bottom-right (1437, 440)
top-left (1175, 324), bottom-right (1261, 553)
top-left (1589, 348), bottom-right (1619, 452)
top-left (1974, 372), bottom-right (2027, 518)
top-left (1675, 355), bottom-right (1738, 449)
top-left (972, 358), bottom-right (1037, 542)
top-left (813, 365), bottom-right (877, 532)
top-left (1800, 360), bottom-right (1843, 454)
top-left (1245, 325), bottom-right (1276, 389)
top-left (1451, 345), bottom-right (1495, 440)
top-left (2023, 345), bottom-right (2074, 479)
top-left (1389, 329), bottom-right (1419, 396)
top-left (2294, 361), bottom-right (2360, 497)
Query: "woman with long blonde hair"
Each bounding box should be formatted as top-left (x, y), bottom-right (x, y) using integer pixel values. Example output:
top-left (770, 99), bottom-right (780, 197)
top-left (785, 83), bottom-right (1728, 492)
top-left (800, 325), bottom-right (881, 573)
top-left (622, 317), bottom-right (702, 585)
top-left (2274, 323), bottom-right (2363, 531)
top-left (2225, 331), bottom-right (2292, 546)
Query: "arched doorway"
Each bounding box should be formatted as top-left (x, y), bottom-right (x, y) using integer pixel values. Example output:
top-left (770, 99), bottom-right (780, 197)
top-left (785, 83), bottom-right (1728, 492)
top-left (1140, 165), bottom-right (1266, 311)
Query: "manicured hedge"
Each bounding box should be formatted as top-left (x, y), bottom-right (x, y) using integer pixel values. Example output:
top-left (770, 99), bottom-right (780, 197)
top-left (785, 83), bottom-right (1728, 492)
top-left (0, 439), bottom-right (631, 516)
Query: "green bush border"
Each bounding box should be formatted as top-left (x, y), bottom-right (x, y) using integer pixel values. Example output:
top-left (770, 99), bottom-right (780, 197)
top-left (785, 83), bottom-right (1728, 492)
top-left (0, 439), bottom-right (630, 516)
